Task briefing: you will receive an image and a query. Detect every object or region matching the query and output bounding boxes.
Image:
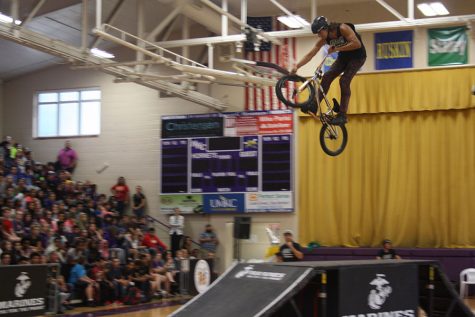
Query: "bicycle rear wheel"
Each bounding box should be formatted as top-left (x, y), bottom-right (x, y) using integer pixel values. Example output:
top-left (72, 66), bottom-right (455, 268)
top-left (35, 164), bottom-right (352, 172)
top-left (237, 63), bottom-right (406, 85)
top-left (319, 124), bottom-right (348, 156)
top-left (275, 75), bottom-right (315, 108)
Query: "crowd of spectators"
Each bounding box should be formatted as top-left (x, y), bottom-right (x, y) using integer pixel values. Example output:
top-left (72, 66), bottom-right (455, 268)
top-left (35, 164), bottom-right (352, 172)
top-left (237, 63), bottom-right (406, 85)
top-left (0, 137), bottom-right (218, 314)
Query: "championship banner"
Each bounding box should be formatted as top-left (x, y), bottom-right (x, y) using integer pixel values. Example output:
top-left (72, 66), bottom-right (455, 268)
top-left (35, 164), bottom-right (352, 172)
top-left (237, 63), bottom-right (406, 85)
top-left (161, 114), bottom-right (223, 139)
top-left (0, 265), bottom-right (48, 317)
top-left (428, 26), bottom-right (468, 66)
top-left (375, 30), bottom-right (413, 70)
top-left (160, 194), bottom-right (203, 214)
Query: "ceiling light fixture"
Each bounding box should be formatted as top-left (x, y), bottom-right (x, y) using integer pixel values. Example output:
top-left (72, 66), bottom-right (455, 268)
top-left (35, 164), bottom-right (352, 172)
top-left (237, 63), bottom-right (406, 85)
top-left (91, 48), bottom-right (115, 59)
top-left (0, 12), bottom-right (21, 25)
top-left (417, 2), bottom-right (449, 17)
top-left (277, 15), bottom-right (310, 29)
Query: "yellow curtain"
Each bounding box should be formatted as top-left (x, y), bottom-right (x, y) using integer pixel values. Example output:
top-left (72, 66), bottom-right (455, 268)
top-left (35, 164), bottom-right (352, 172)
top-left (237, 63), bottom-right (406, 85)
top-left (298, 66), bottom-right (475, 116)
top-left (297, 67), bottom-right (475, 248)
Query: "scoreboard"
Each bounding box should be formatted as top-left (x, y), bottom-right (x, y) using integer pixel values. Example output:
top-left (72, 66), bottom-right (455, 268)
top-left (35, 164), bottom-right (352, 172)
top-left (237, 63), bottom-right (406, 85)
top-left (160, 111), bottom-right (294, 214)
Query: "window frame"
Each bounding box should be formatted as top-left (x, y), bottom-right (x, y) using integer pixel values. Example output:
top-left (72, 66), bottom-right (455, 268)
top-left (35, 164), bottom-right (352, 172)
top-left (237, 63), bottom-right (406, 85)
top-left (33, 87), bottom-right (101, 139)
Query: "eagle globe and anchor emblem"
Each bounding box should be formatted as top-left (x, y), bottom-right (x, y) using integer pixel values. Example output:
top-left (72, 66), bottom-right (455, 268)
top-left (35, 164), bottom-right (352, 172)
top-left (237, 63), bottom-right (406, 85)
top-left (15, 272), bottom-right (32, 298)
top-left (368, 274), bottom-right (392, 310)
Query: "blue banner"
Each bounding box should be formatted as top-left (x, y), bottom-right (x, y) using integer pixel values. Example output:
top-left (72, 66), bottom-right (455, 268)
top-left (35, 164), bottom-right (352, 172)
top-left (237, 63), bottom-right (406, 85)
top-left (203, 194), bottom-right (245, 214)
top-left (375, 30), bottom-right (413, 70)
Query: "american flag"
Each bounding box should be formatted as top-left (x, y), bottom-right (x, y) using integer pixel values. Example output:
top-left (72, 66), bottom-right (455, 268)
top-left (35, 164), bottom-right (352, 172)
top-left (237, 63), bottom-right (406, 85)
top-left (244, 17), bottom-right (297, 111)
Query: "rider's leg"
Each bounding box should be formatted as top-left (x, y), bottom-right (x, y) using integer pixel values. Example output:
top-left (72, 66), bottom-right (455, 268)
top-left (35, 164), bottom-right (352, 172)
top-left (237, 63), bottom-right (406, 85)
top-left (303, 58), bottom-right (346, 113)
top-left (338, 57), bottom-right (366, 114)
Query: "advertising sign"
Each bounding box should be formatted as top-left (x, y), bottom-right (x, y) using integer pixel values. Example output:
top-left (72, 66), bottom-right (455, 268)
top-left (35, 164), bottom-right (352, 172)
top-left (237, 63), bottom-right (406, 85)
top-left (0, 265), bottom-right (48, 317)
top-left (160, 194), bottom-right (203, 214)
top-left (203, 194), bottom-right (245, 213)
top-left (337, 264), bottom-right (418, 317)
top-left (161, 115), bottom-right (223, 138)
top-left (246, 192), bottom-right (293, 212)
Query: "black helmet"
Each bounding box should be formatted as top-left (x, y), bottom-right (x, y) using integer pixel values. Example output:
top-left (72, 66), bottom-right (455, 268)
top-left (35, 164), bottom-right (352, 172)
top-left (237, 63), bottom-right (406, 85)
top-left (311, 16), bottom-right (329, 34)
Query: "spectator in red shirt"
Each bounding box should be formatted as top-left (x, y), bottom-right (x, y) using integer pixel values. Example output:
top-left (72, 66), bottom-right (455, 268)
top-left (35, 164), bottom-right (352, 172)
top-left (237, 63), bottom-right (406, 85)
top-left (2, 208), bottom-right (20, 242)
top-left (110, 177), bottom-right (129, 217)
top-left (57, 140), bottom-right (78, 173)
top-left (142, 228), bottom-right (167, 255)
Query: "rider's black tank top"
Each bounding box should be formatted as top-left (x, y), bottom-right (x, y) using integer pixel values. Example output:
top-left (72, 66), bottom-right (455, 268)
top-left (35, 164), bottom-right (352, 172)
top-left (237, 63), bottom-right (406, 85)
top-left (326, 23), bottom-right (366, 60)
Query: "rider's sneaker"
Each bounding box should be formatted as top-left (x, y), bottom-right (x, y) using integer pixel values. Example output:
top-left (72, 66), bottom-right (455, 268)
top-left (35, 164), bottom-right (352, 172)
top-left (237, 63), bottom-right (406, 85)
top-left (330, 113), bottom-right (347, 125)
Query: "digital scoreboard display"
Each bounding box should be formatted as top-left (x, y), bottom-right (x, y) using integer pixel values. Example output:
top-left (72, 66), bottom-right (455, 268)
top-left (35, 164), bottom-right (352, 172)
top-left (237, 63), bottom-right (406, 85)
top-left (160, 111), bottom-right (294, 213)
top-left (161, 135), bottom-right (291, 193)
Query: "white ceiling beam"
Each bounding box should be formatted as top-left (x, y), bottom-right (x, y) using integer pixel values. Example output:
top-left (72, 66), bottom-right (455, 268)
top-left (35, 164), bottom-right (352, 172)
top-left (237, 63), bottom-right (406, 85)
top-left (156, 14), bottom-right (475, 48)
top-left (95, 0), bottom-right (102, 29)
top-left (311, 0), bottom-right (317, 21)
top-left (200, 0), bottom-right (282, 45)
top-left (21, 0), bottom-right (47, 27)
top-left (240, 0), bottom-right (247, 24)
top-left (91, 0), bottom-right (125, 48)
top-left (222, 0), bottom-right (228, 37)
top-left (0, 23), bottom-right (227, 111)
top-left (408, 0), bottom-right (414, 20)
top-left (375, 0), bottom-right (406, 21)
top-left (81, 0), bottom-right (88, 51)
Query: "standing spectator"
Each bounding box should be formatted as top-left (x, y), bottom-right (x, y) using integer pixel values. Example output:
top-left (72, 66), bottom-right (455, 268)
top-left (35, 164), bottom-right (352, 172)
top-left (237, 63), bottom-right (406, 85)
top-left (169, 208), bottom-right (184, 257)
top-left (142, 228), bottom-right (167, 255)
top-left (278, 230), bottom-right (303, 262)
top-left (57, 140), bottom-right (78, 173)
top-left (199, 224), bottom-right (219, 257)
top-left (132, 185), bottom-right (146, 218)
top-left (376, 239), bottom-right (401, 260)
top-left (110, 177), bottom-right (129, 217)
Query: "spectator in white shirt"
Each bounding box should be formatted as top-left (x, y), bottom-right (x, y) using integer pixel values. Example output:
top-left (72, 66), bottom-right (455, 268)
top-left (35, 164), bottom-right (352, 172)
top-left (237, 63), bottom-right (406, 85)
top-left (169, 208), bottom-right (184, 257)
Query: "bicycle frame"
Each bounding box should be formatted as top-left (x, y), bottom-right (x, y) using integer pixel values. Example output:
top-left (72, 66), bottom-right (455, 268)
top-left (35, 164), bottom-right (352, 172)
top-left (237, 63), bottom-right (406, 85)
top-left (298, 54), bottom-right (340, 135)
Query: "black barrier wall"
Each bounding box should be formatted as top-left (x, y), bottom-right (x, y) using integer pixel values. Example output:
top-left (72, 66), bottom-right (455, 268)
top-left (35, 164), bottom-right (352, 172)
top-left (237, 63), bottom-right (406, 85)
top-left (0, 265), bottom-right (49, 317)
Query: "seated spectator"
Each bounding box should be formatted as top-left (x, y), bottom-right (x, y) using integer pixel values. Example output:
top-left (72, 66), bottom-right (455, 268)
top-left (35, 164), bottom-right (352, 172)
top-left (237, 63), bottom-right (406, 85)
top-left (107, 258), bottom-right (128, 303)
top-left (376, 239), bottom-right (401, 260)
top-left (142, 227), bottom-right (167, 255)
top-left (68, 256), bottom-right (96, 306)
top-left (1, 252), bottom-right (12, 265)
top-left (278, 230), bottom-right (303, 262)
top-left (2, 208), bottom-right (21, 242)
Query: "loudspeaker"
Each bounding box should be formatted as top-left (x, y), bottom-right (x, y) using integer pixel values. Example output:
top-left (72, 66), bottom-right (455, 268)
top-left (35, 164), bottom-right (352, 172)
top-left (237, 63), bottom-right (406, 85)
top-left (233, 216), bottom-right (251, 239)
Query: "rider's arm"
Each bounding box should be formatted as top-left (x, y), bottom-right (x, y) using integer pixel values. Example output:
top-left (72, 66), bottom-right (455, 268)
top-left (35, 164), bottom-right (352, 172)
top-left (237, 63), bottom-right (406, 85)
top-left (291, 38), bottom-right (324, 73)
top-left (334, 24), bottom-right (361, 52)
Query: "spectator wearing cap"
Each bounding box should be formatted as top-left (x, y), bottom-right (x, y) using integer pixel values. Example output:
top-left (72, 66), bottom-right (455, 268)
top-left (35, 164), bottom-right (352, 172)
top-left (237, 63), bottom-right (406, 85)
top-left (376, 239), bottom-right (401, 260)
top-left (278, 230), bottom-right (304, 262)
top-left (57, 140), bottom-right (78, 173)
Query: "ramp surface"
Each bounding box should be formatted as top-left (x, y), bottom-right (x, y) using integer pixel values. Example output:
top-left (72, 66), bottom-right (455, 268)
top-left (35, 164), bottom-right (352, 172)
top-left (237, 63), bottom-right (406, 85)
top-left (170, 262), bottom-right (315, 317)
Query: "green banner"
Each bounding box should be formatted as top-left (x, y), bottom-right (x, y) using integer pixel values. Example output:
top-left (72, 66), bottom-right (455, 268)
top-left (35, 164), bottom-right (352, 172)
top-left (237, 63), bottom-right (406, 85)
top-left (160, 194), bottom-right (203, 214)
top-left (428, 26), bottom-right (468, 66)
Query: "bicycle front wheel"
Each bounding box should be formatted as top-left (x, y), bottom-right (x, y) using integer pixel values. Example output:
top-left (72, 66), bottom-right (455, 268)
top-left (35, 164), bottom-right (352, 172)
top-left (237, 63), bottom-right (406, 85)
top-left (275, 75), bottom-right (315, 108)
top-left (319, 124), bottom-right (348, 156)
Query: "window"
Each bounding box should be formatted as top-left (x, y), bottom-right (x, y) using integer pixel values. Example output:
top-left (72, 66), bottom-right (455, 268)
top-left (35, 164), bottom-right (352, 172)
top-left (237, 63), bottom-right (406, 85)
top-left (36, 89), bottom-right (101, 137)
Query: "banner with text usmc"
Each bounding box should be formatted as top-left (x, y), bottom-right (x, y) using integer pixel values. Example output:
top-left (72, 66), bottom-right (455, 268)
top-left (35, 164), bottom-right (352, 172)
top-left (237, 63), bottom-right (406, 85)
top-left (375, 30), bottom-right (413, 70)
top-left (0, 265), bottom-right (48, 317)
